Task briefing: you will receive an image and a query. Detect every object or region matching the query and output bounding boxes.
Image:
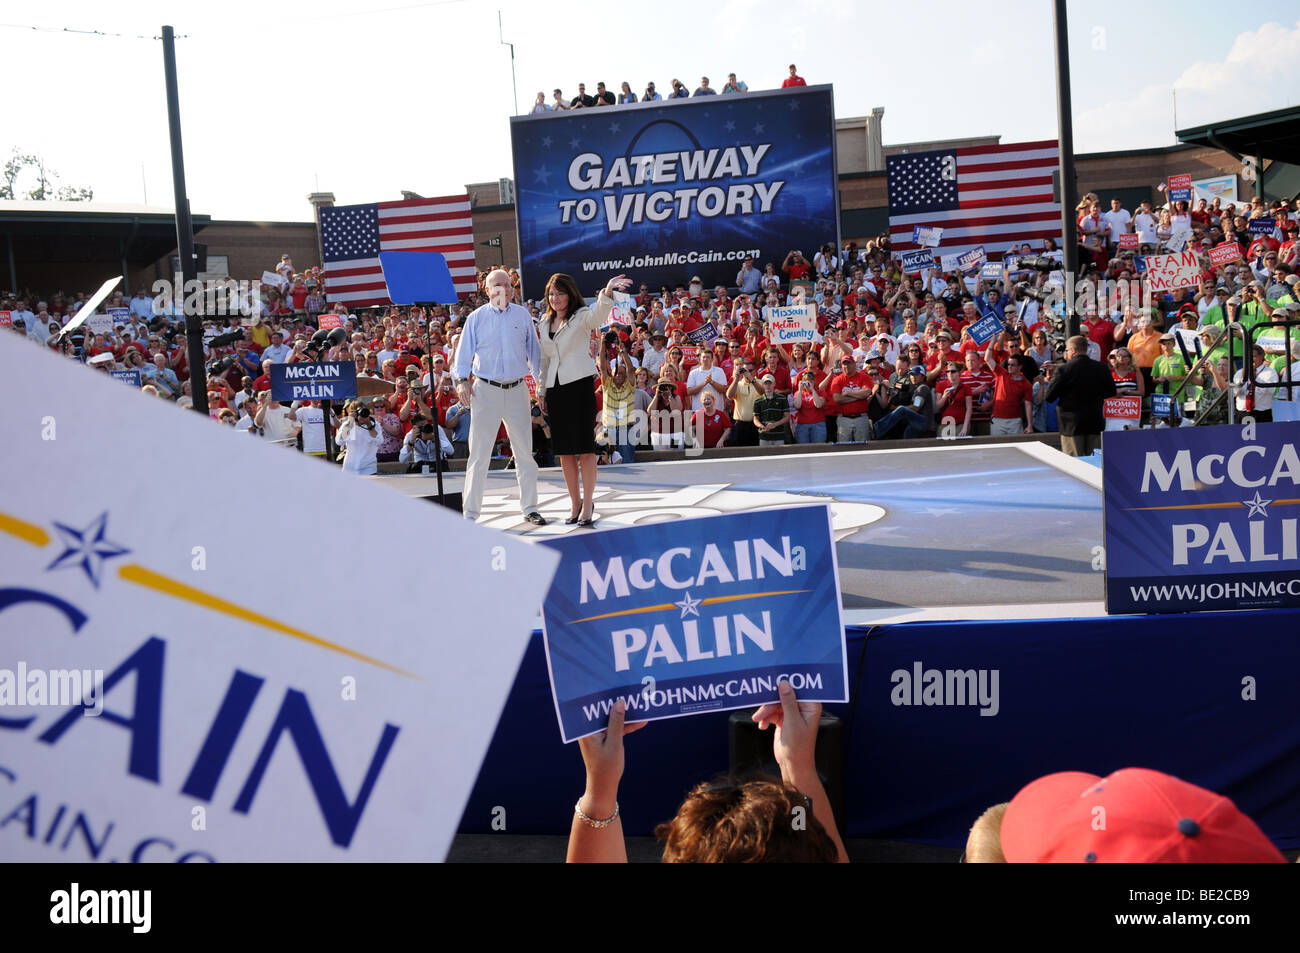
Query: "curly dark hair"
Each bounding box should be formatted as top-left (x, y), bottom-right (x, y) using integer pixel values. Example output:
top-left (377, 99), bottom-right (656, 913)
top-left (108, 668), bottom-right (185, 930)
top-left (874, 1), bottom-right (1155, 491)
top-left (654, 776), bottom-right (839, 863)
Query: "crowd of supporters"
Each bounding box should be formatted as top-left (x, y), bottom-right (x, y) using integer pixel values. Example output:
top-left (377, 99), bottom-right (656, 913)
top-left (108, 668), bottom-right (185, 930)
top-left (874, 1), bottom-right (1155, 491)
top-left (530, 64), bottom-right (806, 114)
top-left (5, 193), bottom-right (1297, 464)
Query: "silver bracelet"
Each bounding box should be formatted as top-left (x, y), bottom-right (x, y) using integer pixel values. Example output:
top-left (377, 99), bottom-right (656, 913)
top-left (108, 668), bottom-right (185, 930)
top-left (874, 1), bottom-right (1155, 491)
top-left (574, 799), bottom-right (619, 829)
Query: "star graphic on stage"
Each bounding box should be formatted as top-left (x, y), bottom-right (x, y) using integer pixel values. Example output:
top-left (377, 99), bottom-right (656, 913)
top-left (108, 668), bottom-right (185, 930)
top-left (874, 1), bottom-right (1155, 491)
top-left (1243, 491), bottom-right (1272, 518)
top-left (675, 592), bottom-right (701, 619)
top-left (46, 512), bottom-right (130, 588)
top-left (608, 122), bottom-right (621, 134)
top-left (534, 166), bottom-right (552, 185)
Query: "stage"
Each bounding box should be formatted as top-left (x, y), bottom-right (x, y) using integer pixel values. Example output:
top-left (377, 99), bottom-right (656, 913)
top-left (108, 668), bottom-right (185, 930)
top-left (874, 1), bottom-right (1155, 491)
top-left (376, 439), bottom-right (1300, 849)
top-left (378, 440), bottom-right (1106, 624)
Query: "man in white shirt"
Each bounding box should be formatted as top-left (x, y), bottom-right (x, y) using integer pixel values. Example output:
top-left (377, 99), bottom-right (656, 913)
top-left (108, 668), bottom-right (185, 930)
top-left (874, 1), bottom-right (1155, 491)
top-left (1233, 344), bottom-right (1279, 422)
top-left (641, 332), bottom-right (668, 377)
top-left (1133, 201), bottom-right (1159, 246)
top-left (293, 401), bottom-right (329, 455)
top-left (685, 347), bottom-right (727, 410)
top-left (254, 391), bottom-right (301, 446)
top-left (1101, 199), bottom-right (1132, 247)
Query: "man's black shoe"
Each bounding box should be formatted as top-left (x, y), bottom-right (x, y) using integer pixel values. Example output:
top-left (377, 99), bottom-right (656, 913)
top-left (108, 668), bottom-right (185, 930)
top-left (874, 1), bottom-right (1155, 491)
top-left (524, 512), bottom-right (548, 525)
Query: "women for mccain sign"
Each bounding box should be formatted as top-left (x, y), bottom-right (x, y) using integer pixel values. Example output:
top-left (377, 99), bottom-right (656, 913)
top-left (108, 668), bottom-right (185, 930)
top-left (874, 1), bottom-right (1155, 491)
top-left (1103, 422), bottom-right (1300, 613)
top-left (510, 86), bottom-right (839, 296)
top-left (538, 506), bottom-right (848, 742)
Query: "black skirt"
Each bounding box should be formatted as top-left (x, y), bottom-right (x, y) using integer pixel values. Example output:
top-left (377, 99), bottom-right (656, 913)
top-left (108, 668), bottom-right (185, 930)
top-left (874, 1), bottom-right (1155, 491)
top-left (546, 374), bottom-right (598, 455)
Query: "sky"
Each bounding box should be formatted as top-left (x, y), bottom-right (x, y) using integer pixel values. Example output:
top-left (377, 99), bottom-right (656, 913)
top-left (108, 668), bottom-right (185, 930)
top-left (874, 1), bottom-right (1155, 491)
top-left (6, 0), bottom-right (1298, 222)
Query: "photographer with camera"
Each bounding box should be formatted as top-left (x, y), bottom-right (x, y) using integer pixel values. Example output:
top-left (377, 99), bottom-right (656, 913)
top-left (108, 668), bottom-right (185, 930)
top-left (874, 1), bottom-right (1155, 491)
top-left (648, 372), bottom-right (685, 449)
top-left (725, 359), bottom-right (761, 446)
top-left (598, 336), bottom-right (638, 464)
top-left (399, 413), bottom-right (454, 474)
top-left (1044, 335), bottom-right (1117, 456)
top-left (337, 399), bottom-right (384, 475)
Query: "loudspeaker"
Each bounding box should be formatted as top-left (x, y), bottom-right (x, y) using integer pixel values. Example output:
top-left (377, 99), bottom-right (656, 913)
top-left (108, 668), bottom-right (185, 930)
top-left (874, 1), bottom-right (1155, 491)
top-left (727, 708), bottom-right (845, 838)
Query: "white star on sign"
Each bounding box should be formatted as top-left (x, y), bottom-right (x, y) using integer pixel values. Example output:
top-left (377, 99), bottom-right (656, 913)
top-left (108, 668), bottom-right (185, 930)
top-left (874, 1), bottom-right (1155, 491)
top-left (541, 136), bottom-right (553, 147)
top-left (675, 592), bottom-right (702, 619)
top-left (569, 138), bottom-right (581, 149)
top-left (46, 512), bottom-right (130, 588)
top-left (1243, 491), bottom-right (1272, 518)
top-left (534, 166), bottom-right (552, 185)
top-left (724, 120), bottom-right (735, 132)
top-left (609, 122), bottom-right (621, 134)
top-left (753, 122), bottom-right (765, 134)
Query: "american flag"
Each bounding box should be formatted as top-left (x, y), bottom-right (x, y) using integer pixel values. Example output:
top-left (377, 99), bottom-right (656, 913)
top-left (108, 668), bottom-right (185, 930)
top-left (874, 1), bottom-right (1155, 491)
top-left (320, 195), bottom-right (477, 306)
top-left (887, 139), bottom-right (1062, 264)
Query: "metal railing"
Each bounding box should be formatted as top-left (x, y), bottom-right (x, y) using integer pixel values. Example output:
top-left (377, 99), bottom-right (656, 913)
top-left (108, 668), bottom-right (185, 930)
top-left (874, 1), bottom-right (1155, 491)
top-left (1171, 316), bottom-right (1300, 426)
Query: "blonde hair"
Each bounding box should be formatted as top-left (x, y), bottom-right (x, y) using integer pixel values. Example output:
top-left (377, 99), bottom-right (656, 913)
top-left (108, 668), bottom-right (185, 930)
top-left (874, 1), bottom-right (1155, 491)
top-left (964, 802), bottom-right (1008, 863)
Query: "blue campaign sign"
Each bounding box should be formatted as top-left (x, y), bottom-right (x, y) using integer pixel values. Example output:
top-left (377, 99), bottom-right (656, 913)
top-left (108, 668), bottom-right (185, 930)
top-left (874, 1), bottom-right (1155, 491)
top-left (538, 506), bottom-right (848, 742)
top-left (510, 86), bottom-right (838, 297)
top-left (980, 261), bottom-right (1003, 280)
top-left (686, 322), bottom-right (719, 345)
top-left (1103, 422), bottom-right (1300, 614)
top-left (956, 245), bottom-right (987, 271)
top-left (110, 369), bottom-right (141, 387)
top-left (967, 313), bottom-right (1004, 346)
top-left (900, 249), bottom-right (933, 272)
top-left (270, 361), bottom-right (357, 402)
top-left (1151, 393), bottom-right (1174, 418)
top-left (1248, 219), bottom-right (1276, 236)
top-left (106, 307), bottom-right (130, 327)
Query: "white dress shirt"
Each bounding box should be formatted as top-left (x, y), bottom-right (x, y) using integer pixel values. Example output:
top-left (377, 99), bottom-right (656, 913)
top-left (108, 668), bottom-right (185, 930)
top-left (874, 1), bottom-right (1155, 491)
top-left (452, 300), bottom-right (540, 384)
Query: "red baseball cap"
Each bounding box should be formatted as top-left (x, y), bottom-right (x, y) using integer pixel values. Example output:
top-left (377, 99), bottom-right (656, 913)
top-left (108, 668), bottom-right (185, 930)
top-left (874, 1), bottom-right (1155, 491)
top-left (1001, 768), bottom-right (1285, 863)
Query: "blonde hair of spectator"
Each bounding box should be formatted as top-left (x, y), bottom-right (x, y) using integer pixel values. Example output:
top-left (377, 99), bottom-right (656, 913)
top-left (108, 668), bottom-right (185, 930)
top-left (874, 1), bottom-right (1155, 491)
top-left (964, 802), bottom-right (1008, 863)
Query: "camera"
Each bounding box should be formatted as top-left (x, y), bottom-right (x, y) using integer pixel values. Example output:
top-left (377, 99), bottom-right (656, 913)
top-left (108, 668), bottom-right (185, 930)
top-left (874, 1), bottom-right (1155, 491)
top-left (603, 330), bottom-right (619, 347)
top-left (208, 355), bottom-right (234, 375)
top-left (1013, 281), bottom-right (1056, 305)
top-left (530, 405), bottom-right (543, 418)
top-left (1017, 256), bottom-right (1057, 273)
top-left (419, 423), bottom-right (435, 435)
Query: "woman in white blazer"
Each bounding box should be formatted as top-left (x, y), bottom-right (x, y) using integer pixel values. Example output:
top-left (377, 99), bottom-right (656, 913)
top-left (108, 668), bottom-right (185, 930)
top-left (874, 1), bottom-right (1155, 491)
top-left (538, 272), bottom-right (633, 525)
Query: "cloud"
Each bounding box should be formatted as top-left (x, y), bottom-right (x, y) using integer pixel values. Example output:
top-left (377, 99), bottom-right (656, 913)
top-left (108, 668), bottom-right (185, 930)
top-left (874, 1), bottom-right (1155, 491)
top-left (1075, 19), bottom-right (1300, 152)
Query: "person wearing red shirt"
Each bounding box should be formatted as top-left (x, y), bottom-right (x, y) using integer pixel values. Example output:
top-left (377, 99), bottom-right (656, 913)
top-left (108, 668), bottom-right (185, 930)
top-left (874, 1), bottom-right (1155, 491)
top-left (960, 349), bottom-right (997, 436)
top-left (984, 334), bottom-right (1035, 434)
top-left (756, 348), bottom-right (791, 395)
top-left (791, 367), bottom-right (828, 443)
top-left (682, 305), bottom-right (704, 334)
top-left (252, 357), bottom-right (274, 392)
top-left (1082, 309), bottom-right (1117, 363)
top-left (689, 391), bottom-right (732, 449)
top-left (781, 64), bottom-right (806, 88)
top-left (829, 354), bottom-right (874, 442)
top-left (740, 326), bottom-right (767, 364)
top-left (934, 363), bottom-right (974, 436)
top-left (782, 250), bottom-right (812, 281)
top-left (713, 340), bottom-right (735, 381)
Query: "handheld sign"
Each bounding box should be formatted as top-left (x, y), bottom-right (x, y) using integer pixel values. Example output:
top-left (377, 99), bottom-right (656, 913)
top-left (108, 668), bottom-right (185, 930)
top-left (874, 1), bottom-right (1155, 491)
top-left (1103, 396), bottom-right (1142, 420)
top-left (1248, 218), bottom-right (1276, 236)
top-left (0, 311), bottom-right (10, 328)
top-left (763, 304), bottom-right (817, 344)
top-left (686, 322), bottom-right (720, 345)
top-left (1142, 250), bottom-right (1201, 292)
top-left (1150, 393), bottom-right (1174, 419)
top-left (538, 507), bottom-right (848, 742)
top-left (900, 249), bottom-right (934, 273)
top-left (1117, 233), bottom-right (1139, 251)
top-left (110, 369), bottom-right (142, 387)
top-left (980, 261), bottom-right (1003, 280)
top-left (913, 226), bottom-right (942, 248)
top-left (1165, 230), bottom-right (1192, 253)
top-left (270, 361), bottom-right (358, 402)
top-left (261, 269), bottom-right (287, 289)
top-left (956, 246), bottom-right (987, 272)
top-left (1103, 422), bottom-right (1300, 613)
top-left (967, 312), bottom-right (1005, 347)
top-left (1167, 174), bottom-right (1192, 202)
top-left (607, 291), bottom-right (635, 327)
top-left (317, 314), bottom-right (344, 330)
top-left (1208, 242), bottom-right (1242, 267)
top-left (0, 333), bottom-right (559, 861)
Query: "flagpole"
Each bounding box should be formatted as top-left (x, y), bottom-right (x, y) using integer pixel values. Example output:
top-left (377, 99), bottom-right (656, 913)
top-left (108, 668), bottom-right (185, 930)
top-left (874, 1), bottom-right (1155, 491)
top-left (1052, 0), bottom-right (1081, 339)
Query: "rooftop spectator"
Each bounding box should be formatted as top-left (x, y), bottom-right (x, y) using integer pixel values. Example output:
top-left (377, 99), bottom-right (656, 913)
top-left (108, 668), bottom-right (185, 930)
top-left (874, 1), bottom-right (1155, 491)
top-left (693, 76), bottom-right (716, 96)
top-left (721, 72), bottom-right (747, 94)
top-left (782, 63), bottom-right (806, 87)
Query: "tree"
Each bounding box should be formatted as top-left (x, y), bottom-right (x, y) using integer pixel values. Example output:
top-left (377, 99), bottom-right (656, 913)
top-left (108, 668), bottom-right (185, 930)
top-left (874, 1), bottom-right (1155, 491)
top-left (0, 148), bottom-right (93, 202)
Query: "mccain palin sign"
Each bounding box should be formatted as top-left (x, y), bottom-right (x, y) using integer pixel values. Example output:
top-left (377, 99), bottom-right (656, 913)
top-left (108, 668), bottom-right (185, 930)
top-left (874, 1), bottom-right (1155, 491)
top-left (510, 85), bottom-right (839, 297)
top-left (1103, 422), bottom-right (1300, 613)
top-left (538, 506), bottom-right (848, 743)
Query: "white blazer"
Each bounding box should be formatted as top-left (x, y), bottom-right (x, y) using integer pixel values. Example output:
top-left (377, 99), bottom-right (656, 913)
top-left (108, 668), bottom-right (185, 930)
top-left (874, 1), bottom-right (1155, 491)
top-left (538, 293), bottom-right (615, 391)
